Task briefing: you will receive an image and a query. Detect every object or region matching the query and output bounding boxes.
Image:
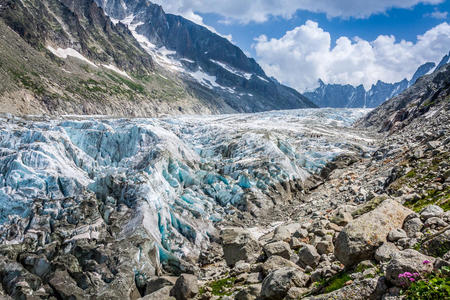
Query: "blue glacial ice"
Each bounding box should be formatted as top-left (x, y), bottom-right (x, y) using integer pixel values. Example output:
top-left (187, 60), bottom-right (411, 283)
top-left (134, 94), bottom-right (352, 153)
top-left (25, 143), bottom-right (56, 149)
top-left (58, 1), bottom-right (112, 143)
top-left (0, 108), bottom-right (376, 262)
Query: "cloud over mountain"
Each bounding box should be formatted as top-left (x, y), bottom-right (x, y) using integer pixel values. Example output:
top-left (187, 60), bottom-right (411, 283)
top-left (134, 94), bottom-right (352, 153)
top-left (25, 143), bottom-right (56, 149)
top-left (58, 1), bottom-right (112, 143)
top-left (152, 0), bottom-right (444, 24)
top-left (253, 21), bottom-right (450, 91)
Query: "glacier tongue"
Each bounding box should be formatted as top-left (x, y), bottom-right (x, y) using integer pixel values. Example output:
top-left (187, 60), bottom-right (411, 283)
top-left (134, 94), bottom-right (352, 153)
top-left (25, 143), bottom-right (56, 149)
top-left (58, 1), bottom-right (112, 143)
top-left (0, 108), bottom-right (375, 265)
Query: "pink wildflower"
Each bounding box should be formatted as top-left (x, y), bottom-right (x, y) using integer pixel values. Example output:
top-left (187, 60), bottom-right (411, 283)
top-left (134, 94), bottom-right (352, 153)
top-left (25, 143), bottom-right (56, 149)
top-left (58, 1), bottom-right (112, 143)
top-left (423, 260), bottom-right (431, 264)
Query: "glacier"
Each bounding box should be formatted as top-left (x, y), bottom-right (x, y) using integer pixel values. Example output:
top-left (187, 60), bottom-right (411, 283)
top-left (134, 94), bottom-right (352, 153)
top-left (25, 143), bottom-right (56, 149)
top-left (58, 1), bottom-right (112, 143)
top-left (0, 108), bottom-right (375, 268)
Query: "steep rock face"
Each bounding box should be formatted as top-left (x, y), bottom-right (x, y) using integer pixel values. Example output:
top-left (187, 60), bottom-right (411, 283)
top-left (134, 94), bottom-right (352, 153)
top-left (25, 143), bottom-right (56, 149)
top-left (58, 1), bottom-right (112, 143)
top-left (436, 51), bottom-right (450, 70)
top-left (409, 62), bottom-right (436, 86)
top-left (0, 0), bottom-right (221, 116)
top-left (356, 63), bottom-right (450, 133)
top-left (93, 0), bottom-right (316, 112)
top-left (0, 0), bottom-right (153, 74)
top-left (304, 59), bottom-right (442, 108)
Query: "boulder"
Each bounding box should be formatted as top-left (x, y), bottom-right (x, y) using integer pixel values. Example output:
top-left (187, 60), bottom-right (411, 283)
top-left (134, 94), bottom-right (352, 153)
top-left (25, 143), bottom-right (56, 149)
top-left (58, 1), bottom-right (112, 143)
top-left (315, 239), bottom-right (334, 255)
top-left (260, 267), bottom-right (309, 300)
top-left (290, 237), bottom-right (303, 250)
top-left (233, 261), bottom-right (251, 275)
top-left (285, 287), bottom-right (309, 299)
top-left (141, 286), bottom-right (175, 300)
top-left (403, 217), bottom-right (423, 238)
top-left (235, 284), bottom-right (261, 300)
top-left (420, 205), bottom-right (444, 220)
top-left (374, 242), bottom-right (399, 263)
top-left (385, 249), bottom-right (435, 286)
top-left (145, 276), bottom-right (177, 295)
top-left (304, 277), bottom-right (387, 300)
top-left (263, 241), bottom-right (291, 260)
top-left (272, 226), bottom-right (292, 242)
top-left (298, 245), bottom-right (320, 268)
top-left (221, 228), bottom-right (261, 266)
top-left (330, 206), bottom-right (355, 226)
top-left (170, 274), bottom-right (198, 300)
top-left (48, 270), bottom-right (86, 300)
top-left (262, 256), bottom-right (302, 276)
top-left (387, 229), bottom-right (407, 242)
top-left (422, 228), bottom-right (450, 257)
top-left (335, 199), bottom-right (413, 266)
top-left (19, 254), bottom-right (51, 278)
top-left (0, 258), bottom-right (42, 299)
top-left (424, 217), bottom-right (448, 228)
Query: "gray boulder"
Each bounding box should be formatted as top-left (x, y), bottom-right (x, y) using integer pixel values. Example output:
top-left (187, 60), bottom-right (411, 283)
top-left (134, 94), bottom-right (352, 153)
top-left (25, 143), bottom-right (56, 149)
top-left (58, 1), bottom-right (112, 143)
top-left (387, 229), bottom-right (407, 242)
top-left (272, 226), bottom-right (292, 242)
top-left (335, 199), bottom-right (412, 266)
top-left (298, 245), bottom-right (320, 268)
top-left (424, 217), bottom-right (448, 228)
top-left (48, 270), bottom-right (86, 300)
top-left (422, 228), bottom-right (450, 257)
top-left (374, 242), bottom-right (399, 262)
top-left (221, 228), bottom-right (261, 266)
top-left (420, 205), bottom-right (444, 220)
top-left (263, 241), bottom-right (291, 260)
top-left (141, 286), bottom-right (175, 300)
top-left (403, 217), bottom-right (423, 237)
top-left (304, 277), bottom-right (387, 300)
top-left (145, 276), bottom-right (177, 295)
top-left (235, 284), bottom-right (261, 300)
top-left (385, 249), bottom-right (435, 286)
top-left (262, 256), bottom-right (302, 276)
top-left (315, 239), bottom-right (334, 255)
top-left (233, 261), bottom-right (251, 275)
top-left (260, 267), bottom-right (309, 300)
top-left (170, 274), bottom-right (199, 300)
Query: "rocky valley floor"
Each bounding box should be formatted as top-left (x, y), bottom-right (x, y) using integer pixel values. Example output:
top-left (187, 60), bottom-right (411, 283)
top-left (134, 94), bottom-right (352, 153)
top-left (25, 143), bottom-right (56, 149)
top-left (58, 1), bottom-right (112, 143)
top-left (0, 97), bottom-right (449, 299)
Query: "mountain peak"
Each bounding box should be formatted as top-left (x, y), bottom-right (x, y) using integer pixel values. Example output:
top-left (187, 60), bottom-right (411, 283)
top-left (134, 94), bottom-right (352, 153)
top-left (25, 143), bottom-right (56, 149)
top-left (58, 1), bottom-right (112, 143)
top-left (304, 53), bottom-right (448, 109)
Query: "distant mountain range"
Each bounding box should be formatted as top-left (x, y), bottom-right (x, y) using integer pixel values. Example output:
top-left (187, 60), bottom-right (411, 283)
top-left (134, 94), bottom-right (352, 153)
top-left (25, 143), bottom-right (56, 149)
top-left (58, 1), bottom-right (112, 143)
top-left (0, 0), bottom-right (315, 116)
top-left (304, 53), bottom-right (450, 108)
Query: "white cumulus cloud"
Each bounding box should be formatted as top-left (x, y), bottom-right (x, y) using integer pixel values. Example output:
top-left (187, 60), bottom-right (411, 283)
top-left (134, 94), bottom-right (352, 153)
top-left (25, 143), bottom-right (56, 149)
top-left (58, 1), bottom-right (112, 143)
top-left (253, 21), bottom-right (450, 92)
top-left (152, 0), bottom-right (444, 24)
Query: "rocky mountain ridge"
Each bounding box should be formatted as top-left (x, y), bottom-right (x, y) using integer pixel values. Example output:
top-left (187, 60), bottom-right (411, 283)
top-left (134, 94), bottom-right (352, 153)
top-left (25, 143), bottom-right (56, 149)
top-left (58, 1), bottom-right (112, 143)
top-left (304, 54), bottom-right (450, 108)
top-left (0, 0), bottom-right (315, 117)
top-left (93, 0), bottom-right (315, 112)
top-left (0, 0), bottom-right (218, 116)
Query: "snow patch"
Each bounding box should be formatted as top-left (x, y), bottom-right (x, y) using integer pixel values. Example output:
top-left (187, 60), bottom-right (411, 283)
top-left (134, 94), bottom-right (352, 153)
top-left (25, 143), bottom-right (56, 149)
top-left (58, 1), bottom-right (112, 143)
top-left (211, 59), bottom-right (253, 80)
top-left (258, 76), bottom-right (269, 83)
top-left (189, 68), bottom-right (220, 89)
top-left (102, 64), bottom-right (132, 79)
top-left (47, 46), bottom-right (97, 68)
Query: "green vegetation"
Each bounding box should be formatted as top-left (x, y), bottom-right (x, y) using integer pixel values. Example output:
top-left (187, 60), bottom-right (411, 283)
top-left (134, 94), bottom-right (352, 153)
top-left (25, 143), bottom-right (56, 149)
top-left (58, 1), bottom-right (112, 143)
top-left (404, 186), bottom-right (450, 212)
top-left (104, 72), bottom-right (146, 94)
top-left (404, 267), bottom-right (450, 300)
top-left (321, 272), bottom-right (352, 294)
top-left (405, 170), bottom-right (417, 178)
top-left (354, 263), bottom-right (373, 274)
top-left (9, 68), bottom-right (47, 95)
top-left (199, 276), bottom-right (237, 298)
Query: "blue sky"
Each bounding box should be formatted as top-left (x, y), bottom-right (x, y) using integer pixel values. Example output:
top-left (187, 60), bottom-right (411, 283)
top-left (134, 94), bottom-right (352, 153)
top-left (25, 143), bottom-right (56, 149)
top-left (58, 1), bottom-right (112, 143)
top-left (202, 1), bottom-right (450, 56)
top-left (153, 0), bottom-right (450, 91)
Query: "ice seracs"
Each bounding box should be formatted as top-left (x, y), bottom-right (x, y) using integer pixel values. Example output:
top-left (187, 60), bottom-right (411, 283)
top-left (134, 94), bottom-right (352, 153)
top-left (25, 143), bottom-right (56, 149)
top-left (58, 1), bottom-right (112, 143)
top-left (0, 108), bottom-right (375, 266)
